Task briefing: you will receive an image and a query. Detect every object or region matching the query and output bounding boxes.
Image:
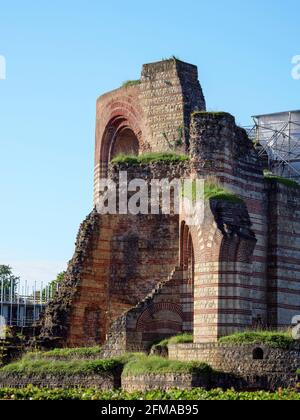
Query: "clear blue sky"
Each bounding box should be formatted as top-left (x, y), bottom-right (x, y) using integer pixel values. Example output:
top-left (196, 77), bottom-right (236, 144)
top-left (0, 0), bottom-right (299, 287)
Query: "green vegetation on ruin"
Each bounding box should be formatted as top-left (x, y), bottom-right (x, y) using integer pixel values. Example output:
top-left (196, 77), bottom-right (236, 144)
top-left (192, 111), bottom-right (231, 118)
top-left (264, 171), bottom-right (299, 189)
top-left (111, 152), bottom-right (189, 165)
top-left (24, 346), bottom-right (102, 361)
top-left (121, 80), bottom-right (141, 88)
top-left (0, 358), bottom-right (122, 376)
top-left (151, 333), bottom-right (193, 353)
top-left (0, 386), bottom-right (299, 400)
top-left (204, 181), bottom-right (243, 204)
top-left (219, 331), bottom-right (294, 349)
top-left (122, 353), bottom-right (211, 377)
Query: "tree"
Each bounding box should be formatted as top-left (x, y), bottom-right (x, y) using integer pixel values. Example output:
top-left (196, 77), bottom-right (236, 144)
top-left (0, 266), bottom-right (19, 301)
top-left (36, 271), bottom-right (66, 301)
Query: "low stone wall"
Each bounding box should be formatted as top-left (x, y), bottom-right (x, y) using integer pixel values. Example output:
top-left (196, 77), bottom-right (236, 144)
top-left (0, 372), bottom-right (121, 390)
top-left (169, 343), bottom-right (300, 390)
top-left (122, 373), bottom-right (209, 393)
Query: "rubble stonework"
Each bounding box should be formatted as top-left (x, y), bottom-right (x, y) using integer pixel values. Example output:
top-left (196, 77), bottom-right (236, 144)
top-left (40, 58), bottom-right (300, 352)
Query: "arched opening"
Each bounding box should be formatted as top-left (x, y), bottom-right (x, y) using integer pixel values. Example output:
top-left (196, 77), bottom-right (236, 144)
top-left (180, 221), bottom-right (194, 335)
top-left (111, 128), bottom-right (139, 159)
top-left (99, 116), bottom-right (142, 177)
top-left (253, 347), bottom-right (264, 360)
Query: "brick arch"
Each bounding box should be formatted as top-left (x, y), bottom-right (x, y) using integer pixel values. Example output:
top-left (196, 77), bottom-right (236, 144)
top-left (96, 94), bottom-right (150, 177)
top-left (136, 302), bottom-right (183, 333)
top-left (179, 221), bottom-right (195, 334)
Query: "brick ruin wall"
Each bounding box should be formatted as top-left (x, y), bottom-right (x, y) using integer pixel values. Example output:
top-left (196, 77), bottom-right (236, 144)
top-left (39, 59), bottom-right (300, 351)
top-left (267, 181), bottom-right (300, 328)
top-left (94, 59), bottom-right (206, 191)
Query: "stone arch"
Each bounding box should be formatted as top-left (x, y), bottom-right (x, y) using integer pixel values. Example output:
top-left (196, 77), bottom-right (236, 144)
top-left (100, 116), bottom-right (142, 176)
top-left (218, 231), bottom-right (257, 338)
top-left (136, 302), bottom-right (183, 335)
top-left (111, 127), bottom-right (139, 158)
top-left (96, 94), bottom-right (149, 178)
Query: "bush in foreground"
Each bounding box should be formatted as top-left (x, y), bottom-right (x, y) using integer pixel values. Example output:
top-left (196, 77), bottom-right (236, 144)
top-left (0, 386), bottom-right (299, 400)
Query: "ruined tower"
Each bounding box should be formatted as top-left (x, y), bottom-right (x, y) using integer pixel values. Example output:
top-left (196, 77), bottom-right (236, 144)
top-left (40, 59), bottom-right (300, 352)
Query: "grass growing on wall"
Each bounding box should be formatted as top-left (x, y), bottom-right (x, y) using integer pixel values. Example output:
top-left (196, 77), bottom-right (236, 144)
top-left (151, 334), bottom-right (193, 353)
top-left (219, 331), bottom-right (294, 349)
top-left (264, 172), bottom-right (299, 188)
top-left (0, 386), bottom-right (299, 400)
top-left (24, 346), bottom-right (103, 361)
top-left (204, 181), bottom-right (243, 204)
top-left (121, 80), bottom-right (141, 88)
top-left (122, 353), bottom-right (211, 377)
top-left (111, 152), bottom-right (189, 165)
top-left (0, 358), bottom-right (122, 376)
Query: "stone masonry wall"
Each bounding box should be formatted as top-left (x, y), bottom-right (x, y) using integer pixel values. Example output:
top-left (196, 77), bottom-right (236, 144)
top-left (0, 372), bottom-right (121, 390)
top-left (189, 112), bottom-right (267, 340)
top-left (267, 180), bottom-right (300, 328)
top-left (169, 343), bottom-right (300, 390)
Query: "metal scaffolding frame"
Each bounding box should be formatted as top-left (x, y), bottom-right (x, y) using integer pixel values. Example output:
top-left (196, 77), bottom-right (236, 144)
top-left (245, 110), bottom-right (300, 181)
top-left (0, 280), bottom-right (56, 327)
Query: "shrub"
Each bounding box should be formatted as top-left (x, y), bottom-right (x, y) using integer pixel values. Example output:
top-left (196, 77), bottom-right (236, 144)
top-left (219, 331), bottom-right (294, 349)
top-left (0, 386), bottom-right (299, 400)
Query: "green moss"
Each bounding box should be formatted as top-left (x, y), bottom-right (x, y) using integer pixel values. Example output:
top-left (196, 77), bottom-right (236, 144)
top-left (111, 152), bottom-right (189, 166)
top-left (122, 354), bottom-right (211, 377)
top-left (122, 80), bottom-right (141, 88)
top-left (219, 331), bottom-right (294, 349)
top-left (264, 172), bottom-right (299, 189)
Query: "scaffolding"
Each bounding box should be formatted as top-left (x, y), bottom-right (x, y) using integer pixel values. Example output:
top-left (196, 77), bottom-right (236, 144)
top-left (245, 110), bottom-right (300, 181)
top-left (0, 280), bottom-right (56, 327)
